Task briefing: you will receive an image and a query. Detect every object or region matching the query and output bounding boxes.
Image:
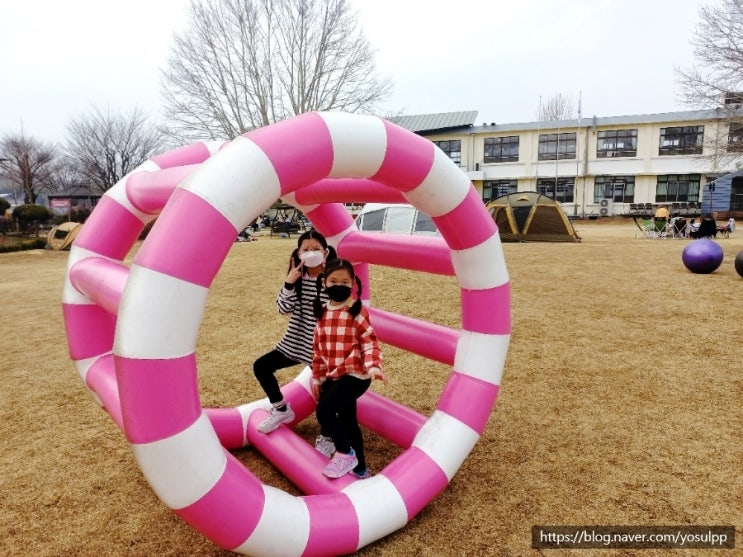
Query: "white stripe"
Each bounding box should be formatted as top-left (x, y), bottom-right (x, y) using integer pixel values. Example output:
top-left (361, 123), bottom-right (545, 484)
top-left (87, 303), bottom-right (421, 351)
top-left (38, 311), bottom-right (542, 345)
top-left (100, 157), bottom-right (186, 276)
top-left (342, 476), bottom-right (408, 550)
top-left (132, 413), bottom-right (226, 509)
top-left (319, 112), bottom-right (386, 178)
top-left (279, 192), bottom-right (319, 214)
top-left (63, 245), bottom-right (108, 304)
top-left (403, 148), bottom-right (470, 217)
top-left (411, 410), bottom-right (479, 481)
top-left (73, 354), bottom-right (102, 386)
top-left (202, 140), bottom-right (226, 155)
top-left (450, 233), bottom-right (509, 290)
top-left (233, 485), bottom-right (310, 557)
top-left (107, 162), bottom-right (160, 222)
top-left (114, 265), bottom-right (208, 359)
top-left (453, 332), bottom-right (510, 385)
top-left (181, 135), bottom-right (281, 231)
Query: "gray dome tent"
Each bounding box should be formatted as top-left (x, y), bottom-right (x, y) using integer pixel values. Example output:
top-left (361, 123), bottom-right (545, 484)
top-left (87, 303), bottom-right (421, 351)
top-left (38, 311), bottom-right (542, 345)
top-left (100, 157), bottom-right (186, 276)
top-left (487, 192), bottom-right (581, 243)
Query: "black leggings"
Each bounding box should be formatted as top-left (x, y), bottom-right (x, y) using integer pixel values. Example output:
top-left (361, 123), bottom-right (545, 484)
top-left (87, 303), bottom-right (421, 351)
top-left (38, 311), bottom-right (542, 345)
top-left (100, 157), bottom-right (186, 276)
top-left (253, 349), bottom-right (302, 404)
top-left (316, 375), bottom-right (371, 472)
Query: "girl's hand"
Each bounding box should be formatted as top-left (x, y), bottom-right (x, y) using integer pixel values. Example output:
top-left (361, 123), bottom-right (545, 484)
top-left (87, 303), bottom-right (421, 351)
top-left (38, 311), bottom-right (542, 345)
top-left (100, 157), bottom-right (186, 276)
top-left (311, 379), bottom-right (321, 400)
top-left (286, 256), bottom-right (303, 284)
top-left (370, 367), bottom-right (387, 385)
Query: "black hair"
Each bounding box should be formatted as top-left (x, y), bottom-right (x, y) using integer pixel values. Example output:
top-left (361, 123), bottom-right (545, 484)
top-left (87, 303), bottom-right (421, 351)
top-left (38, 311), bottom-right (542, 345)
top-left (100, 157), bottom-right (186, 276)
top-left (313, 258), bottom-right (363, 319)
top-left (287, 229), bottom-right (337, 301)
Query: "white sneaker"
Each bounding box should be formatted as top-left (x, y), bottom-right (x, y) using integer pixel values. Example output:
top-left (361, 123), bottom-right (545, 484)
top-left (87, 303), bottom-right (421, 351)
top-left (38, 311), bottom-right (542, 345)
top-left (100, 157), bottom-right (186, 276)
top-left (314, 435), bottom-right (336, 458)
top-left (322, 449), bottom-right (358, 478)
top-left (257, 404), bottom-right (295, 433)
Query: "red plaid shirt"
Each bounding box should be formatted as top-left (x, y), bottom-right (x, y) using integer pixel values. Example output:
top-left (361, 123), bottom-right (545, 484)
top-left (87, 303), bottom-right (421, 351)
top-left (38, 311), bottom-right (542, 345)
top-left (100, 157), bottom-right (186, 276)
top-left (312, 303), bottom-right (382, 382)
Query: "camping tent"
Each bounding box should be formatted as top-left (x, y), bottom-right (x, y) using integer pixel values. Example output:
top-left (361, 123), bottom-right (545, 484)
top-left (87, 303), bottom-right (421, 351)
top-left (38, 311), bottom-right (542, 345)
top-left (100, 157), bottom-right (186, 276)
top-left (46, 221), bottom-right (82, 250)
top-left (487, 192), bottom-right (581, 243)
top-left (354, 203), bottom-right (439, 236)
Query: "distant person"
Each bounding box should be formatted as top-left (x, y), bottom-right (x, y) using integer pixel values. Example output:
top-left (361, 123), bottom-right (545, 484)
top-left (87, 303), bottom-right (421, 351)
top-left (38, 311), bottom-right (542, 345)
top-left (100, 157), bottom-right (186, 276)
top-left (654, 205), bottom-right (670, 220)
top-left (690, 215), bottom-right (717, 239)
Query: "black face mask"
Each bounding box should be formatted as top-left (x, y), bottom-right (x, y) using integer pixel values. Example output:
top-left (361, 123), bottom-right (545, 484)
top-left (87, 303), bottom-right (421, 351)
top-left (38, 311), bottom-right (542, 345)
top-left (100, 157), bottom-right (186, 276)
top-left (325, 285), bottom-right (352, 303)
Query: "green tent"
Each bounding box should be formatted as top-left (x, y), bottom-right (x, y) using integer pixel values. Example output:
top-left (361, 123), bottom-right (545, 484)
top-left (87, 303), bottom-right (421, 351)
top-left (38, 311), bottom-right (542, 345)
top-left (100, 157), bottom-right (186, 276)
top-left (487, 192), bottom-right (581, 243)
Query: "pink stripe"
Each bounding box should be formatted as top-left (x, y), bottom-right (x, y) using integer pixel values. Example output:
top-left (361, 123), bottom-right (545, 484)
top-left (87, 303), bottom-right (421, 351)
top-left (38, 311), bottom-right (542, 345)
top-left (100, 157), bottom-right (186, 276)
top-left (134, 189), bottom-right (235, 288)
top-left (116, 354), bottom-right (201, 443)
top-left (245, 113), bottom-right (333, 194)
top-left (63, 304), bottom-right (115, 360)
top-left (304, 203), bottom-right (355, 239)
top-left (358, 392), bottom-right (426, 448)
top-left (432, 187), bottom-right (498, 250)
top-left (461, 284), bottom-right (511, 335)
top-left (381, 447), bottom-right (449, 520)
top-left (246, 412), bottom-right (354, 495)
top-left (304, 493), bottom-right (359, 556)
top-left (205, 408), bottom-right (245, 450)
top-left (294, 179), bottom-right (406, 205)
top-left (337, 231), bottom-right (454, 275)
top-left (355, 263), bottom-right (370, 303)
top-left (280, 379), bottom-right (318, 423)
top-left (74, 196), bottom-right (144, 260)
top-left (69, 258), bottom-right (127, 316)
top-left (85, 354), bottom-right (124, 431)
top-left (438, 373), bottom-right (500, 434)
top-left (126, 165), bottom-right (199, 214)
top-left (367, 307), bottom-right (458, 365)
top-left (175, 453), bottom-right (265, 550)
top-left (372, 120), bottom-right (435, 191)
top-left (151, 142), bottom-right (214, 169)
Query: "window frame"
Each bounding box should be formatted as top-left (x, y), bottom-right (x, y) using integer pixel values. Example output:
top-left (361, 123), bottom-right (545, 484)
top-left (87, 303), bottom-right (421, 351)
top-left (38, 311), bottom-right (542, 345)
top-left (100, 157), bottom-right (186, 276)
top-left (433, 139), bottom-right (462, 165)
top-left (655, 174), bottom-right (701, 203)
top-left (483, 179), bottom-right (517, 203)
top-left (483, 136), bottom-right (520, 163)
top-left (538, 132), bottom-right (577, 161)
top-left (536, 177), bottom-right (574, 203)
top-left (658, 126), bottom-right (704, 156)
top-left (596, 129), bottom-right (638, 158)
top-left (593, 175), bottom-right (635, 203)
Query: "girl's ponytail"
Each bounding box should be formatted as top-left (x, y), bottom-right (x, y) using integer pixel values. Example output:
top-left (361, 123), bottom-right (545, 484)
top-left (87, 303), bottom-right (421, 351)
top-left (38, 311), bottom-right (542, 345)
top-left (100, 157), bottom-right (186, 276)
top-left (348, 276), bottom-right (363, 317)
top-left (312, 275), bottom-right (326, 319)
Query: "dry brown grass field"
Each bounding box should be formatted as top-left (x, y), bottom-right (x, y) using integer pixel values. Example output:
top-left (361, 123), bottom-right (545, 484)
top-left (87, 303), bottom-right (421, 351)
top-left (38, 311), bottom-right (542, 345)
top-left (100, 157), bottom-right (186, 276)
top-left (1, 219), bottom-right (741, 557)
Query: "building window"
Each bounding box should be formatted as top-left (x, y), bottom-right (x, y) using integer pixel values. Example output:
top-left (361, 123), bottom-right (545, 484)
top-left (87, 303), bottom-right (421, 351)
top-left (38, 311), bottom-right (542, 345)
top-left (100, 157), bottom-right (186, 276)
top-left (597, 129), bottom-right (638, 158)
top-left (593, 175), bottom-right (635, 203)
top-left (433, 140), bottom-right (461, 164)
top-left (659, 126), bottom-right (704, 155)
top-left (538, 132), bottom-right (576, 160)
top-left (537, 177), bottom-right (574, 203)
top-left (728, 122), bottom-right (743, 152)
top-left (483, 180), bottom-right (517, 203)
top-left (484, 136), bottom-right (519, 163)
top-left (655, 174), bottom-right (701, 202)
top-left (731, 176), bottom-right (743, 211)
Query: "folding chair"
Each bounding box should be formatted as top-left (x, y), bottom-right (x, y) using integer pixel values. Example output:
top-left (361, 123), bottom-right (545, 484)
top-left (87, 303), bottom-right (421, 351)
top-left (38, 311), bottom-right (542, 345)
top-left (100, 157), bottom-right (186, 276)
top-left (634, 218), bottom-right (659, 238)
top-left (669, 217), bottom-right (688, 239)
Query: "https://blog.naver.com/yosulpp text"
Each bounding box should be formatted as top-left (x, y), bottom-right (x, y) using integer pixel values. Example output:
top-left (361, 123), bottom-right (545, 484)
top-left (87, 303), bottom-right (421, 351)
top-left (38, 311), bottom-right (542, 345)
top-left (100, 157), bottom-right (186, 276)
top-left (532, 525), bottom-right (735, 550)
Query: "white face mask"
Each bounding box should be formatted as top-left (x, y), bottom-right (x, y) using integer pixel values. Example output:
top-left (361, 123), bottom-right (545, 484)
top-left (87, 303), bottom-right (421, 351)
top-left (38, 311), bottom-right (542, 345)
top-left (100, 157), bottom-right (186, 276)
top-left (299, 250), bottom-right (325, 268)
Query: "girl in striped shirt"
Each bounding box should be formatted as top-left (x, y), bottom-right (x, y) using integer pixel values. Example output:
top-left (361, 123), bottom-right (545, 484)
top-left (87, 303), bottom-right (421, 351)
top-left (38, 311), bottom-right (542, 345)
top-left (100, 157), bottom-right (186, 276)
top-left (311, 258), bottom-right (387, 479)
top-left (253, 230), bottom-right (336, 434)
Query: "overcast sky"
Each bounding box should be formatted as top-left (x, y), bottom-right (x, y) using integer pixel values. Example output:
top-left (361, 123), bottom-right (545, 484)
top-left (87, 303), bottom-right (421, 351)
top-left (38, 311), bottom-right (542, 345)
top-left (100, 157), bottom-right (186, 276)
top-left (0, 0), bottom-right (706, 145)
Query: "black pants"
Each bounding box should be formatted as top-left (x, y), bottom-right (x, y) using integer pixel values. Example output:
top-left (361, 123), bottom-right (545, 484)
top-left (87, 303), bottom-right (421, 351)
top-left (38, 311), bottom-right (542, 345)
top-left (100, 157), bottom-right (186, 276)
top-left (253, 349), bottom-right (301, 404)
top-left (316, 375), bottom-right (371, 473)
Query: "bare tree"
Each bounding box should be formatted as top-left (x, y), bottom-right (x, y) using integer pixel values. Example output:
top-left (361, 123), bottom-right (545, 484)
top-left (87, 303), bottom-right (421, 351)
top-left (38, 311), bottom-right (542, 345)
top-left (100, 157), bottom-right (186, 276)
top-left (0, 134), bottom-right (57, 205)
top-left (161, 0), bottom-right (392, 141)
top-left (675, 0), bottom-right (743, 108)
top-left (675, 0), bottom-right (743, 169)
top-left (536, 93), bottom-right (577, 122)
top-left (64, 106), bottom-right (167, 193)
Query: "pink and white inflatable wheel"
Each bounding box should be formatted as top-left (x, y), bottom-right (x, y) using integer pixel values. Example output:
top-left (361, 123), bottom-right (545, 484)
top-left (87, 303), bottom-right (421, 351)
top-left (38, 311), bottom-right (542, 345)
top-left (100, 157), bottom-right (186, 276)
top-left (62, 112), bottom-right (510, 556)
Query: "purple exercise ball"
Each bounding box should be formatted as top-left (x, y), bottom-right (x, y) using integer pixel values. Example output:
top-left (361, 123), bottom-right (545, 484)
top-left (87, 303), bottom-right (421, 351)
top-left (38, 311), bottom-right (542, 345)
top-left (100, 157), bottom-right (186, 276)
top-left (682, 239), bottom-right (724, 274)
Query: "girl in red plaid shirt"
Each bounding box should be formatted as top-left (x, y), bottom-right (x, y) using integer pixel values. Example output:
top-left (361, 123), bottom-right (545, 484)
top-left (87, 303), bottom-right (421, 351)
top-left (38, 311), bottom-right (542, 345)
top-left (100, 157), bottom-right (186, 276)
top-left (311, 259), bottom-right (387, 478)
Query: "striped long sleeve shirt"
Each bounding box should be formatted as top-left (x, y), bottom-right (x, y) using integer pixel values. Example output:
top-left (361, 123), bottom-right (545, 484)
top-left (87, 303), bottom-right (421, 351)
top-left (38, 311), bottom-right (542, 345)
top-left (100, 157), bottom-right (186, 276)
top-left (275, 275), bottom-right (326, 365)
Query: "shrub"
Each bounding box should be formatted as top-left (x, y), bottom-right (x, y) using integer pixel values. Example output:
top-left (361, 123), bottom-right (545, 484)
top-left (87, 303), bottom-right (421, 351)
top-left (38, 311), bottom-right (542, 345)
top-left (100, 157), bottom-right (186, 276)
top-left (0, 237), bottom-right (46, 253)
top-left (0, 197), bottom-right (10, 215)
top-left (12, 204), bottom-right (52, 233)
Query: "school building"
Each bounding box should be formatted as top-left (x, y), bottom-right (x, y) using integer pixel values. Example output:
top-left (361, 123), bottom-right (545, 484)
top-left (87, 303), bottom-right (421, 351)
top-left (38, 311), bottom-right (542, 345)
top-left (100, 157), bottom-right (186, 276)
top-left (391, 108), bottom-right (743, 218)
